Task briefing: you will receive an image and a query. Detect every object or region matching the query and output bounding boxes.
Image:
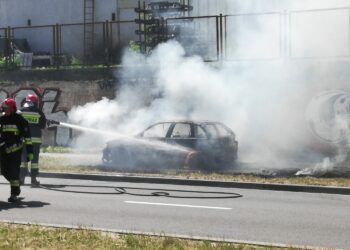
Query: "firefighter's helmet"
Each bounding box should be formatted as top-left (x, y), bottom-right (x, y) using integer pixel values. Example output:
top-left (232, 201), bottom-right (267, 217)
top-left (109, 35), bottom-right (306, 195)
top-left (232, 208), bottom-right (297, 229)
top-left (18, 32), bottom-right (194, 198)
top-left (25, 94), bottom-right (39, 105)
top-left (2, 98), bottom-right (17, 115)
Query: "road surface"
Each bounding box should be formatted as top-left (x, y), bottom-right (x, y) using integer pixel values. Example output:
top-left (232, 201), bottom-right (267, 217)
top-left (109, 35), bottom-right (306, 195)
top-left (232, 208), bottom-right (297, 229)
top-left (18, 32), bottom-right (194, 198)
top-left (0, 176), bottom-right (349, 249)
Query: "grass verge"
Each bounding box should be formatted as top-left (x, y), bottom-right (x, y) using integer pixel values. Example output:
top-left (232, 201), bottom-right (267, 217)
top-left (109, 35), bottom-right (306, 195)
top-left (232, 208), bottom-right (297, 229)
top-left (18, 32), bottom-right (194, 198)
top-left (0, 223), bottom-right (301, 250)
top-left (41, 146), bottom-right (71, 153)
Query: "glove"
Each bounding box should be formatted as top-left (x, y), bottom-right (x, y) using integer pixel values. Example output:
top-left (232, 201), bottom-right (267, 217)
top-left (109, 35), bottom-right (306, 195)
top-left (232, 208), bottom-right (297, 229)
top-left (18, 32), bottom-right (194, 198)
top-left (47, 119), bottom-right (60, 127)
top-left (27, 153), bottom-right (34, 162)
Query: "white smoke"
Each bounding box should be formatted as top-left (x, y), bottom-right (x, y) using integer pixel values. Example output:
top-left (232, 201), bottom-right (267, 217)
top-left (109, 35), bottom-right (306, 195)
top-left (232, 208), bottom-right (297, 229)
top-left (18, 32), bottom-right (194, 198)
top-left (68, 41), bottom-right (311, 164)
top-left (67, 0), bottom-right (350, 173)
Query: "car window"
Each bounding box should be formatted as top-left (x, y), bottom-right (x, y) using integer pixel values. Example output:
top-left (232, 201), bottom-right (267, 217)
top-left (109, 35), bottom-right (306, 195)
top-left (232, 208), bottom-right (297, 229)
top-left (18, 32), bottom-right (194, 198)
top-left (202, 124), bottom-right (218, 138)
top-left (215, 123), bottom-right (232, 136)
top-left (143, 123), bottom-right (171, 138)
top-left (194, 125), bottom-right (207, 138)
top-left (170, 123), bottom-right (191, 138)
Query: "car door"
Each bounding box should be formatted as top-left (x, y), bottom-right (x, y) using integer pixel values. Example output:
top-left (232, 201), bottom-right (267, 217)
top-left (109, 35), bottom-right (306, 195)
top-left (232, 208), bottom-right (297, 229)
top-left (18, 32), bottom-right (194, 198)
top-left (166, 122), bottom-right (196, 149)
top-left (140, 122), bottom-right (172, 143)
top-left (214, 123), bottom-right (238, 160)
top-left (136, 122), bottom-right (173, 164)
top-left (197, 123), bottom-right (219, 149)
top-left (201, 122), bottom-right (237, 162)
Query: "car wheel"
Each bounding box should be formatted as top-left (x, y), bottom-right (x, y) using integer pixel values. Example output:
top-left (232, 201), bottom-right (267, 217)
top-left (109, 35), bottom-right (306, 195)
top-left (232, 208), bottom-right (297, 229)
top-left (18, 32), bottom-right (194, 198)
top-left (213, 153), bottom-right (239, 170)
top-left (111, 147), bottom-right (134, 168)
top-left (102, 147), bottom-right (112, 164)
top-left (184, 151), bottom-right (199, 169)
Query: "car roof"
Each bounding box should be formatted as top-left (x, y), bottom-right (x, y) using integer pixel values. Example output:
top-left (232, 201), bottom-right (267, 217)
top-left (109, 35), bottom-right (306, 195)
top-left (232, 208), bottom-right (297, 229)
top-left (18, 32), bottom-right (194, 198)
top-left (154, 120), bottom-right (222, 125)
top-left (139, 120), bottom-right (235, 136)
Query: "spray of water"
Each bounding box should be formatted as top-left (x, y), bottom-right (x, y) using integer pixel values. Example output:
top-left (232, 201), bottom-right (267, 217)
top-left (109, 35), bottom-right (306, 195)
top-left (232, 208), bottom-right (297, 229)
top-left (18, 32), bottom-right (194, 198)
top-left (59, 122), bottom-right (124, 139)
top-left (55, 120), bottom-right (192, 168)
top-left (59, 122), bottom-right (190, 152)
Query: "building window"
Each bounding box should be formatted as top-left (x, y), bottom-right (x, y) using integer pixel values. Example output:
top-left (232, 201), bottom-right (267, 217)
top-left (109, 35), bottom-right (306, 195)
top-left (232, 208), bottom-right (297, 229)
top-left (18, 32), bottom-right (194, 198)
top-left (111, 13), bottom-right (116, 21)
top-left (27, 19), bottom-right (31, 26)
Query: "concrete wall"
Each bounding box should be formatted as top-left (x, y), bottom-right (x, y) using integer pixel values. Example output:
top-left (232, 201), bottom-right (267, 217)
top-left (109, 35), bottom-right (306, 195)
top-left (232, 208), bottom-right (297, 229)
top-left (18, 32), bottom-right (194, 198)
top-left (0, 68), bottom-right (116, 146)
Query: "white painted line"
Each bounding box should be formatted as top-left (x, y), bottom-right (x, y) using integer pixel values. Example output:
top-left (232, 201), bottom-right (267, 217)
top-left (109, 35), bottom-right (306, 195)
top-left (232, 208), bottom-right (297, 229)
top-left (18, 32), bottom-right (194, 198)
top-left (124, 201), bottom-right (232, 210)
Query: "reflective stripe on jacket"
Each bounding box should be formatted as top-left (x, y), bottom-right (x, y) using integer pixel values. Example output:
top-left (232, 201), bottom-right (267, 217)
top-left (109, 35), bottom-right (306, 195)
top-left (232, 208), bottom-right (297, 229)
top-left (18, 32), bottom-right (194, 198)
top-left (5, 143), bottom-right (23, 154)
top-left (31, 137), bottom-right (42, 144)
top-left (20, 106), bottom-right (46, 142)
top-left (0, 113), bottom-right (34, 155)
top-left (21, 112), bottom-right (41, 124)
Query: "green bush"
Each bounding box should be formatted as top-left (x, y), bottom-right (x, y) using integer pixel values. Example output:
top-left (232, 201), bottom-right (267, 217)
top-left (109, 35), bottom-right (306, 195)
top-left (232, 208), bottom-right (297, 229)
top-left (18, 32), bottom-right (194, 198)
top-left (0, 56), bottom-right (20, 71)
top-left (129, 40), bottom-right (141, 53)
top-left (71, 55), bottom-right (82, 65)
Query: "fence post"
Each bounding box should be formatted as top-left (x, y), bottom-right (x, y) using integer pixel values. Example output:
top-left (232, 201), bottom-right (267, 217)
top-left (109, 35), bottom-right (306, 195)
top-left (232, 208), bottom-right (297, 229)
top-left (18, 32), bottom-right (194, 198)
top-left (52, 25), bottom-right (57, 68)
top-left (52, 25), bottom-right (55, 67)
top-left (102, 20), bottom-right (106, 64)
top-left (4, 27), bottom-right (8, 66)
top-left (56, 24), bottom-right (58, 68)
top-left (106, 20), bottom-right (110, 66)
top-left (103, 20), bottom-right (111, 67)
top-left (216, 16), bottom-right (220, 61)
top-left (4, 26), bottom-right (12, 66)
top-left (52, 24), bottom-right (61, 69)
top-left (109, 20), bottom-right (113, 66)
top-left (59, 24), bottom-right (62, 68)
top-left (224, 14), bottom-right (227, 60)
top-left (219, 13), bottom-right (223, 61)
top-left (165, 19), bottom-right (168, 42)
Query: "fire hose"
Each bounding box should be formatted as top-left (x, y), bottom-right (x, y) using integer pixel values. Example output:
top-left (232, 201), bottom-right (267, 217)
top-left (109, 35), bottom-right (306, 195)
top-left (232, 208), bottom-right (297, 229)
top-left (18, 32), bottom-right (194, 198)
top-left (47, 119), bottom-right (60, 127)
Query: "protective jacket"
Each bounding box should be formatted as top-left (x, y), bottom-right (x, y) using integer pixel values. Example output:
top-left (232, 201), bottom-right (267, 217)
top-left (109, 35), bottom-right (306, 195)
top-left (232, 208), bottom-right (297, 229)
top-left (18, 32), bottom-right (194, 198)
top-left (0, 113), bottom-right (33, 154)
top-left (20, 105), bottom-right (46, 144)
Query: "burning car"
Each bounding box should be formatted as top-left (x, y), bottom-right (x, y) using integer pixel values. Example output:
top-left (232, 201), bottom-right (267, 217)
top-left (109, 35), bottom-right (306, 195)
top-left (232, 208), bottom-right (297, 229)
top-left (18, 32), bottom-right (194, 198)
top-left (102, 120), bottom-right (238, 170)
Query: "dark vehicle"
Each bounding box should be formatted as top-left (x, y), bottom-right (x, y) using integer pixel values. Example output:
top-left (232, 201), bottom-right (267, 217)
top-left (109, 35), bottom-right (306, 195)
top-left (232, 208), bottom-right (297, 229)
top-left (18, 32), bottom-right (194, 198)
top-left (102, 120), bottom-right (238, 170)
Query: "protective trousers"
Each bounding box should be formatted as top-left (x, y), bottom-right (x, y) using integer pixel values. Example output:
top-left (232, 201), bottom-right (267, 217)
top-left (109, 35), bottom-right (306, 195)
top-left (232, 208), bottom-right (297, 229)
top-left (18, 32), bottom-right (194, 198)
top-left (1, 149), bottom-right (22, 196)
top-left (20, 143), bottom-right (40, 181)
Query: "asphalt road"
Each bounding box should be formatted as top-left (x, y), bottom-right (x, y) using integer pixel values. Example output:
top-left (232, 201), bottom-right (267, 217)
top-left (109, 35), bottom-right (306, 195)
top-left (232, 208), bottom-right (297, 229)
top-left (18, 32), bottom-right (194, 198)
top-left (0, 176), bottom-right (349, 249)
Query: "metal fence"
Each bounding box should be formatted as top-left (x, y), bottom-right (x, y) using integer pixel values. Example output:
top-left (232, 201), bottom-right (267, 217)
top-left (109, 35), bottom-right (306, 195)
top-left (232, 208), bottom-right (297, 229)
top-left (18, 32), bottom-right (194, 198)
top-left (166, 15), bottom-right (221, 61)
top-left (0, 20), bottom-right (138, 70)
top-left (1, 7), bottom-right (350, 70)
top-left (224, 12), bottom-right (282, 60)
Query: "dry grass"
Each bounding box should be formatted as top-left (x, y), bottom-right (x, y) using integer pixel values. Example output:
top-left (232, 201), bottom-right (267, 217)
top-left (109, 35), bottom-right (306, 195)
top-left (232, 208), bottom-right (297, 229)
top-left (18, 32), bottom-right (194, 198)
top-left (39, 155), bottom-right (350, 187)
top-left (175, 172), bottom-right (350, 187)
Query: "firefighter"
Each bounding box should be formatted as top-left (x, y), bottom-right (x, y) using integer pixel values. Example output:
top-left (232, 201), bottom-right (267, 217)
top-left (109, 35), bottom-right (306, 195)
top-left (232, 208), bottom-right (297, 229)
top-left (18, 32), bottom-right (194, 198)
top-left (0, 98), bottom-right (33, 202)
top-left (20, 94), bottom-right (47, 186)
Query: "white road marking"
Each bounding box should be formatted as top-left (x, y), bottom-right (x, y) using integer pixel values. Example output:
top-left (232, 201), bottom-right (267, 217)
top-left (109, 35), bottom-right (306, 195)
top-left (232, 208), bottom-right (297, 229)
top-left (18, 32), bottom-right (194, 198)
top-left (124, 201), bottom-right (232, 210)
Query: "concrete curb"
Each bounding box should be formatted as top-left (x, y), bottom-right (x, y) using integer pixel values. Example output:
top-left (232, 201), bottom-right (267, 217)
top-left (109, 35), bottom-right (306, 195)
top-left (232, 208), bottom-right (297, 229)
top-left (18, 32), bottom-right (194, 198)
top-left (40, 172), bottom-right (350, 195)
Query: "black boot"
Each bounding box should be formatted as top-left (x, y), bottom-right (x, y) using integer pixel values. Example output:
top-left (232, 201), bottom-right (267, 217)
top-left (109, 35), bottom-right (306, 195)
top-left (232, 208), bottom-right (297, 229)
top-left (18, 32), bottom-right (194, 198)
top-left (31, 176), bottom-right (40, 187)
top-left (8, 195), bottom-right (20, 203)
top-left (9, 185), bottom-right (21, 202)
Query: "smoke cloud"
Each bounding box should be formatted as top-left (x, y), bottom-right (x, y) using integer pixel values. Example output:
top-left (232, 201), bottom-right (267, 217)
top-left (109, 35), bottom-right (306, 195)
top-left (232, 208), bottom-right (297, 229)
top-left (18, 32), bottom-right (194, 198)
top-left (67, 0), bottom-right (350, 173)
